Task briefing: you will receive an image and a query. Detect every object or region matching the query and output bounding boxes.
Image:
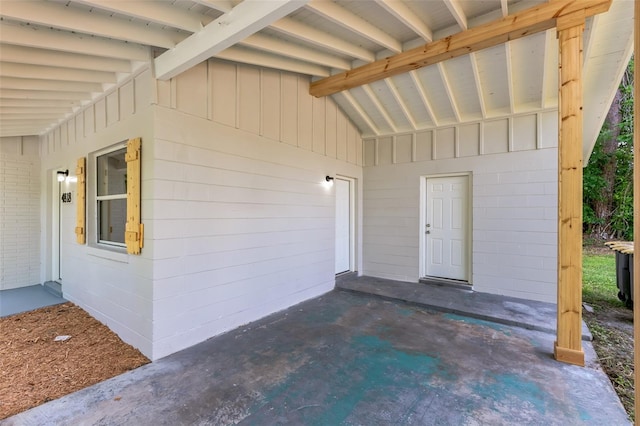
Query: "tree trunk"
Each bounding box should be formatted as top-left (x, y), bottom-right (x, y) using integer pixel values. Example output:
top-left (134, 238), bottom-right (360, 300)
top-left (593, 88), bottom-right (623, 238)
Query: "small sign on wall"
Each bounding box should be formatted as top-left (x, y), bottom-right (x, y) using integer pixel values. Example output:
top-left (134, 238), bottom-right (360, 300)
top-left (61, 192), bottom-right (72, 204)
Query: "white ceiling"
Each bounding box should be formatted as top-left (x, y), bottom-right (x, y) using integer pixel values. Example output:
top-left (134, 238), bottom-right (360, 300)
top-left (0, 0), bottom-right (634, 157)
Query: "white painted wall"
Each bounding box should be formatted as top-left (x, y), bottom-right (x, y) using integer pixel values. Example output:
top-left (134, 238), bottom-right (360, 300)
top-left (363, 111), bottom-right (559, 303)
top-left (38, 68), bottom-right (156, 356)
top-left (0, 136), bottom-right (41, 290)
top-left (150, 59), bottom-right (363, 359)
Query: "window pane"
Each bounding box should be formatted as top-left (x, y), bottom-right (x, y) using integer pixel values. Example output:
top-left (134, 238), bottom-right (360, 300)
top-left (98, 199), bottom-right (127, 244)
top-left (97, 147), bottom-right (127, 196)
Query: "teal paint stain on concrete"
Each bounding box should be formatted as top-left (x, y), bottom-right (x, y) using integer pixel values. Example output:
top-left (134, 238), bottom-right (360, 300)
top-left (395, 306), bottom-right (415, 317)
top-left (248, 334), bottom-right (444, 425)
top-left (309, 335), bottom-right (441, 425)
top-left (443, 313), bottom-right (512, 335)
top-left (472, 373), bottom-right (547, 414)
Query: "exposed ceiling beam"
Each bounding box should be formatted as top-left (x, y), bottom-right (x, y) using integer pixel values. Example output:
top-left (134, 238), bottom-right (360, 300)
top-left (504, 42), bottom-right (515, 114)
top-left (501, 0), bottom-right (509, 17)
top-left (409, 70), bottom-right (438, 127)
top-left (541, 29), bottom-right (557, 109)
top-left (0, 89), bottom-right (92, 101)
top-left (270, 18), bottom-right (374, 62)
top-left (0, 22), bottom-right (149, 61)
top-left (375, 0), bottom-right (433, 42)
top-left (384, 78), bottom-right (417, 130)
top-left (437, 63), bottom-right (461, 122)
top-left (74, 0), bottom-right (210, 33)
top-left (305, 0), bottom-right (402, 53)
top-left (0, 62), bottom-right (117, 84)
top-left (240, 33), bottom-right (351, 70)
top-left (190, 0), bottom-right (233, 13)
top-left (0, 1), bottom-right (183, 49)
top-left (0, 99), bottom-right (81, 108)
top-left (442, 0), bottom-right (468, 30)
top-left (0, 44), bottom-right (132, 73)
top-left (362, 85), bottom-right (397, 133)
top-left (339, 91), bottom-right (379, 135)
top-left (215, 46), bottom-right (330, 77)
top-left (310, 0), bottom-right (612, 97)
top-left (469, 52), bottom-right (486, 118)
top-left (0, 113), bottom-right (66, 120)
top-left (0, 77), bottom-right (102, 93)
top-left (155, 0), bottom-right (308, 80)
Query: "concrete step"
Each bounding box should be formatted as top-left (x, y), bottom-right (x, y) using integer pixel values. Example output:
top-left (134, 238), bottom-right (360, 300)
top-left (43, 281), bottom-right (63, 298)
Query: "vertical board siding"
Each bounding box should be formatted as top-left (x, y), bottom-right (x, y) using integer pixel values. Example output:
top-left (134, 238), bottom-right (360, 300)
top-left (170, 59), bottom-right (362, 166)
top-left (0, 136), bottom-right (41, 290)
top-left (363, 110), bottom-right (559, 303)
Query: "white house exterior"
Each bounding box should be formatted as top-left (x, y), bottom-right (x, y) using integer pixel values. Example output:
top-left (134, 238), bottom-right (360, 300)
top-left (0, 0), bottom-right (634, 361)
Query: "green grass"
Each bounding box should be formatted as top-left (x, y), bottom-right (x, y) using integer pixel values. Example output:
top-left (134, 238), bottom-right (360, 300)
top-left (582, 252), bottom-right (625, 308)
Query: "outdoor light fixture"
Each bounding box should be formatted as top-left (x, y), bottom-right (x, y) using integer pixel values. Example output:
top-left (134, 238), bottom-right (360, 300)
top-left (325, 176), bottom-right (334, 182)
top-left (57, 169), bottom-right (69, 182)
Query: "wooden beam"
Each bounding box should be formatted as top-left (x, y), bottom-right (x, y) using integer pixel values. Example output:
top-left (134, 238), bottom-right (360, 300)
top-left (309, 0), bottom-right (612, 97)
top-left (554, 14), bottom-right (585, 367)
top-left (634, 0), bottom-right (639, 420)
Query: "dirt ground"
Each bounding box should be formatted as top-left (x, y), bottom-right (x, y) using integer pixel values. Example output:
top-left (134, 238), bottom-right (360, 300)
top-left (583, 302), bottom-right (635, 420)
top-left (0, 303), bottom-right (149, 420)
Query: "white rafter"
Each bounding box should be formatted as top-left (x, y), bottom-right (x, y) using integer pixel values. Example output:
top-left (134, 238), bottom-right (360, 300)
top-left (339, 90), bottom-right (379, 135)
top-left (190, 0), bottom-right (233, 13)
top-left (306, 0), bottom-right (402, 53)
top-left (74, 0), bottom-right (210, 33)
top-left (409, 70), bottom-right (438, 127)
top-left (583, 15), bottom-right (600, 69)
top-left (270, 17), bottom-right (375, 62)
top-left (540, 28), bottom-right (557, 109)
top-left (437, 63), bottom-right (461, 122)
top-left (215, 45), bottom-right (330, 77)
top-left (384, 78), bottom-right (417, 130)
top-left (362, 85), bottom-right (398, 133)
top-left (500, 0), bottom-right (508, 17)
top-left (0, 22), bottom-right (149, 61)
top-left (469, 52), bottom-right (486, 119)
top-left (0, 98), bottom-right (80, 108)
top-left (375, 0), bottom-right (433, 42)
top-left (442, 0), bottom-right (468, 30)
top-left (0, 44), bottom-right (132, 73)
top-left (240, 33), bottom-right (351, 70)
top-left (0, 1), bottom-right (184, 49)
top-left (0, 62), bottom-right (117, 84)
top-left (155, 0), bottom-right (309, 80)
top-left (0, 89), bottom-right (92, 101)
top-left (505, 42), bottom-right (515, 114)
top-left (0, 77), bottom-right (102, 93)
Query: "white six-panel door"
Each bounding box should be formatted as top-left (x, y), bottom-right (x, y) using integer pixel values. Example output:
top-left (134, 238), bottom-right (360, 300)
top-left (425, 175), bottom-right (469, 281)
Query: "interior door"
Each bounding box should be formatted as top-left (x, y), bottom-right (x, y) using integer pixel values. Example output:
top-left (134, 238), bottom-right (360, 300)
top-left (335, 178), bottom-right (351, 274)
top-left (425, 175), bottom-right (468, 281)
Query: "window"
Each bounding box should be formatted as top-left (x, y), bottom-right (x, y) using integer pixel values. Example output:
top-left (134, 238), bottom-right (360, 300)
top-left (96, 146), bottom-right (127, 247)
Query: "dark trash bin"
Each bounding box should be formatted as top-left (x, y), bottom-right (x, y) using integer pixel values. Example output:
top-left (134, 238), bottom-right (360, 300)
top-left (615, 250), bottom-right (632, 308)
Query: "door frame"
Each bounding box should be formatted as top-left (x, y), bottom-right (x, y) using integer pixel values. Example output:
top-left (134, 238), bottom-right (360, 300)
top-left (419, 172), bottom-right (473, 282)
top-left (335, 175), bottom-right (356, 274)
top-left (51, 169), bottom-right (62, 282)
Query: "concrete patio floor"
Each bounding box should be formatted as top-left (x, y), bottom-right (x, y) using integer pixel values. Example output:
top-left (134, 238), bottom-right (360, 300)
top-left (0, 283), bottom-right (65, 318)
top-left (4, 282), bottom-right (628, 425)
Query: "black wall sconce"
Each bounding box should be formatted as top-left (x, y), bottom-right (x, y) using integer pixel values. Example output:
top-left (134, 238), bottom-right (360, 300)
top-left (325, 176), bottom-right (334, 182)
top-left (57, 169), bottom-right (69, 182)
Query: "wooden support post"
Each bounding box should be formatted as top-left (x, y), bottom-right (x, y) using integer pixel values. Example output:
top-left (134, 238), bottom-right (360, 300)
top-left (633, 0), bottom-right (639, 421)
top-left (554, 15), bottom-right (585, 367)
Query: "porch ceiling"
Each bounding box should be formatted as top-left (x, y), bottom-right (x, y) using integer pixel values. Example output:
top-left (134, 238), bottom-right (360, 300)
top-left (0, 0), bottom-right (633, 159)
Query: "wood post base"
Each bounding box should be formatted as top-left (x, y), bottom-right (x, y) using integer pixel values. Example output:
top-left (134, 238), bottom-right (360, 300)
top-left (554, 341), bottom-right (585, 366)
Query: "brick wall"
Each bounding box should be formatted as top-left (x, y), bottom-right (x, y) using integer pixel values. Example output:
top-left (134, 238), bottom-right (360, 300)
top-left (0, 136), bottom-right (40, 290)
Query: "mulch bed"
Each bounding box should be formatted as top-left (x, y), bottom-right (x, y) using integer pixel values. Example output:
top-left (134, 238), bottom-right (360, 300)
top-left (0, 303), bottom-right (149, 420)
